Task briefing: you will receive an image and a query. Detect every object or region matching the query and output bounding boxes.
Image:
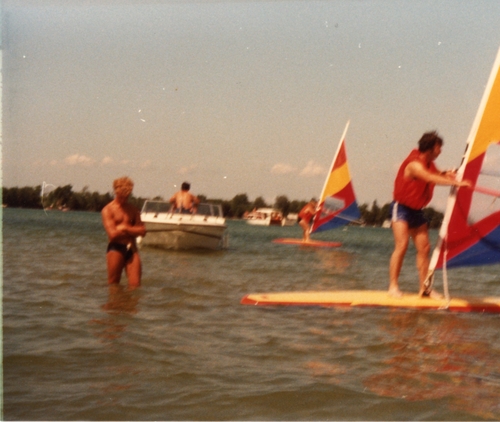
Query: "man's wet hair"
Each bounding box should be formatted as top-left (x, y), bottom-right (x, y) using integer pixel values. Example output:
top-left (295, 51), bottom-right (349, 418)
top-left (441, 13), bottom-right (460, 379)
top-left (181, 182), bottom-right (191, 191)
top-left (418, 131), bottom-right (443, 152)
top-left (113, 177), bottom-right (134, 197)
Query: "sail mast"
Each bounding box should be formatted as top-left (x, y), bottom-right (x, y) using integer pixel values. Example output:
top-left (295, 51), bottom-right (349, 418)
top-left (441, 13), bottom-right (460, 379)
top-left (318, 120), bottom-right (350, 204)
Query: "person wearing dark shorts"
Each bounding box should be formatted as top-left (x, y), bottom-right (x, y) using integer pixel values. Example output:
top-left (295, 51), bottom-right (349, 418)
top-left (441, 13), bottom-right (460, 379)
top-left (102, 177), bottom-right (146, 288)
top-left (169, 182), bottom-right (200, 214)
top-left (390, 202), bottom-right (428, 229)
top-left (388, 131), bottom-right (471, 299)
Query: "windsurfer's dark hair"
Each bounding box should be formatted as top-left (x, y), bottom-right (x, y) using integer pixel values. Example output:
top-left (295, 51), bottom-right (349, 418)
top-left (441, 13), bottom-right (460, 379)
top-left (418, 131), bottom-right (443, 152)
top-left (181, 182), bottom-right (190, 191)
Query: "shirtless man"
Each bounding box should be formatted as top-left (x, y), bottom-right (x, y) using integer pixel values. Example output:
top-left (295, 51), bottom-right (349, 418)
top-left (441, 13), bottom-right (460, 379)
top-left (169, 182), bottom-right (200, 214)
top-left (102, 177), bottom-right (146, 287)
top-left (298, 199), bottom-right (318, 242)
top-left (389, 131), bottom-right (471, 299)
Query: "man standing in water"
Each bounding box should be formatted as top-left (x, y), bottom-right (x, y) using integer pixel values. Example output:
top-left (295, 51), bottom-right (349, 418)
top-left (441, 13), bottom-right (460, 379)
top-left (102, 177), bottom-right (146, 288)
top-left (389, 131), bottom-right (471, 299)
top-left (169, 181), bottom-right (200, 214)
top-left (298, 199), bottom-right (318, 242)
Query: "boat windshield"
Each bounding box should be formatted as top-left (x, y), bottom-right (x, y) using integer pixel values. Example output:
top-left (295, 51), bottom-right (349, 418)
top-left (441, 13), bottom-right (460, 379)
top-left (141, 200), bottom-right (223, 217)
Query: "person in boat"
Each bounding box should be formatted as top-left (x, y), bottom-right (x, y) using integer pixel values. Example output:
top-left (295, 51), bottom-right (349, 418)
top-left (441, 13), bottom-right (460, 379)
top-left (169, 181), bottom-right (200, 214)
top-left (388, 131), bottom-right (471, 299)
top-left (102, 177), bottom-right (146, 288)
top-left (298, 199), bottom-right (318, 242)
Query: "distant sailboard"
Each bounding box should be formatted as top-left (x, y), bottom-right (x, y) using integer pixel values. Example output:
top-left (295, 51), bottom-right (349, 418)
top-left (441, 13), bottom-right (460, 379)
top-left (275, 121), bottom-right (360, 246)
top-left (272, 238), bottom-right (341, 248)
top-left (240, 290), bottom-right (500, 313)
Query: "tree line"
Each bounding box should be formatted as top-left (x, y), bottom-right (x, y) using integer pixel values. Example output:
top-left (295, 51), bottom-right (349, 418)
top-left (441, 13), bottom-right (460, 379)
top-left (2, 184), bottom-right (443, 228)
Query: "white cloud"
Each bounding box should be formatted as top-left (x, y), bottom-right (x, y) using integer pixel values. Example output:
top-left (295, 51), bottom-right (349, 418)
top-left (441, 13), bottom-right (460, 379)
top-left (101, 156), bottom-right (114, 165)
top-left (140, 160), bottom-right (153, 169)
top-left (270, 163), bottom-right (296, 174)
top-left (299, 160), bottom-right (325, 177)
top-left (64, 154), bottom-right (95, 166)
top-left (178, 164), bottom-right (197, 175)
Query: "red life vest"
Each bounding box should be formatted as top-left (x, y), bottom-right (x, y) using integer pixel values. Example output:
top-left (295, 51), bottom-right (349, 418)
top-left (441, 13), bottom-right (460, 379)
top-left (298, 205), bottom-right (315, 224)
top-left (393, 149), bottom-right (438, 210)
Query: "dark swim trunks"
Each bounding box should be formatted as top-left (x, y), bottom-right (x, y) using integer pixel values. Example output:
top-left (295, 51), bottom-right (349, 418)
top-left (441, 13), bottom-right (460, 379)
top-left (390, 201), bottom-right (428, 229)
top-left (107, 242), bottom-right (135, 262)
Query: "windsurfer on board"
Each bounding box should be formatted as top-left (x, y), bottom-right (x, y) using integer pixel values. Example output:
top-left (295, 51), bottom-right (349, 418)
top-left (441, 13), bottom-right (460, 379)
top-left (102, 177), bottom-right (146, 288)
top-left (169, 181), bottom-right (200, 214)
top-left (388, 131), bottom-right (471, 299)
top-left (298, 199), bottom-right (318, 242)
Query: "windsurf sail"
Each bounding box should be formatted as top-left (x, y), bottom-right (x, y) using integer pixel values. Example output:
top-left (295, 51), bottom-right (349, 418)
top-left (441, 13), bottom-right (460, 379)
top-left (426, 47), bottom-right (500, 294)
top-left (310, 121), bottom-right (360, 233)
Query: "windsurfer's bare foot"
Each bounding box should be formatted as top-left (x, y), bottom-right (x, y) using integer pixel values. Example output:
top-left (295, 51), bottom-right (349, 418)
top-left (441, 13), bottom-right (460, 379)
top-left (420, 289), bottom-right (443, 299)
top-left (388, 288), bottom-right (403, 298)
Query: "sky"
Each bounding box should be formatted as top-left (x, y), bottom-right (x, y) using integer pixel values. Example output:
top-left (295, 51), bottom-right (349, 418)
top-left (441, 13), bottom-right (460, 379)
top-left (2, 0), bottom-right (500, 209)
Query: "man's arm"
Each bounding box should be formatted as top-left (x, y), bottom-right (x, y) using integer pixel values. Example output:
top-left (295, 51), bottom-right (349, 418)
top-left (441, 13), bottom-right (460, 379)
top-left (118, 208), bottom-right (146, 238)
top-left (406, 161), bottom-right (471, 188)
top-left (102, 207), bottom-right (124, 241)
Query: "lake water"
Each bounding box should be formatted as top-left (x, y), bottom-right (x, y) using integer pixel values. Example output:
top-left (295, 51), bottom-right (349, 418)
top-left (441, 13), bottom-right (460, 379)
top-left (3, 208), bottom-right (500, 420)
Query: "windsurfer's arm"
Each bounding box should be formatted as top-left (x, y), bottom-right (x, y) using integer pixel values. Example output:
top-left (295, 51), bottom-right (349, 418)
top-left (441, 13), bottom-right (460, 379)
top-left (406, 161), bottom-right (471, 188)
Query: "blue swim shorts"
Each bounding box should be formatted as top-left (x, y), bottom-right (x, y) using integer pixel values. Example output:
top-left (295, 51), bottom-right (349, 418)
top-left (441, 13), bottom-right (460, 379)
top-left (390, 201), bottom-right (428, 229)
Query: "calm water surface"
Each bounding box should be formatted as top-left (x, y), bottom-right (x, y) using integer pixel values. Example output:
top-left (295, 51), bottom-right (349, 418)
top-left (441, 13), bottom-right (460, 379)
top-left (3, 208), bottom-right (500, 420)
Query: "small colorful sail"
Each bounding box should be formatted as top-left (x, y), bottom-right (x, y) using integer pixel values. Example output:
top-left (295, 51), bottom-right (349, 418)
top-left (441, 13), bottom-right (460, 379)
top-left (310, 121), bottom-right (360, 234)
top-left (429, 47), bottom-right (500, 271)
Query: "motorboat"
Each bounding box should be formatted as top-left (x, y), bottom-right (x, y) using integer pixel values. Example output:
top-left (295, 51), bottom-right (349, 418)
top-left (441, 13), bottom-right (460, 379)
top-left (137, 200), bottom-right (227, 250)
top-left (245, 208), bottom-right (283, 226)
top-left (281, 213), bottom-right (298, 226)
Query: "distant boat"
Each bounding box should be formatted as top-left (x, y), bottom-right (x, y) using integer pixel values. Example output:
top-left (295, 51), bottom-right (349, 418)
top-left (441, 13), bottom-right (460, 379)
top-left (138, 200), bottom-right (227, 250)
top-left (382, 219), bottom-right (391, 229)
top-left (245, 208), bottom-right (283, 226)
top-left (309, 120), bottom-right (361, 236)
top-left (282, 212), bottom-right (298, 226)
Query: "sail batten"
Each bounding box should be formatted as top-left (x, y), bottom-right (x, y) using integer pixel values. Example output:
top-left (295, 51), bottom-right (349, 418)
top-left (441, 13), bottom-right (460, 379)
top-left (310, 121), bottom-right (360, 234)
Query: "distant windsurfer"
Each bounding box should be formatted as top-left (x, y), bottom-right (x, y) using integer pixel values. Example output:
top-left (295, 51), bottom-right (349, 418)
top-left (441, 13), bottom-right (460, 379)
top-left (102, 177), bottom-right (146, 288)
top-left (169, 182), bottom-right (200, 214)
top-left (388, 131), bottom-right (471, 299)
top-left (298, 199), bottom-right (318, 242)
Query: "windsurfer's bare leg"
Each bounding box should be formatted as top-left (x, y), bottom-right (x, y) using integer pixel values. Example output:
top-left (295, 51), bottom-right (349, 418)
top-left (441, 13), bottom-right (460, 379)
top-left (389, 220), bottom-right (408, 298)
top-left (299, 220), bottom-right (311, 242)
top-left (412, 225), bottom-right (443, 299)
top-left (412, 224), bottom-right (431, 292)
top-left (413, 225), bottom-right (430, 295)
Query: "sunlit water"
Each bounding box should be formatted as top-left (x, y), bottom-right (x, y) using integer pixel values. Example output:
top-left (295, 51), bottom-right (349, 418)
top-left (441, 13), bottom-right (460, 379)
top-left (3, 208), bottom-right (500, 420)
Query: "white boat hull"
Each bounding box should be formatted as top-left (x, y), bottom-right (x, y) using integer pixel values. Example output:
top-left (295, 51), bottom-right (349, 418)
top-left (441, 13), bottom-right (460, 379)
top-left (245, 208), bottom-right (283, 226)
top-left (138, 201), bottom-right (227, 250)
top-left (246, 218), bottom-right (275, 226)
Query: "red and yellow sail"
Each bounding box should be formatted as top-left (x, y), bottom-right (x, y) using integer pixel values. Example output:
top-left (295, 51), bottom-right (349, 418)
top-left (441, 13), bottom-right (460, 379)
top-left (431, 47), bottom-right (500, 270)
top-left (310, 121), bottom-right (360, 234)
